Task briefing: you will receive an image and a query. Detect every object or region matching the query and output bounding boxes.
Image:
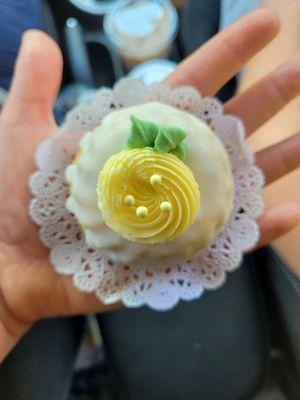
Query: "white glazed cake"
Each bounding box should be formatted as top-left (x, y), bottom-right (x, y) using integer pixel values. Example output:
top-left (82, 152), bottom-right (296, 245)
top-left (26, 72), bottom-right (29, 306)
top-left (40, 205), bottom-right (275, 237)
top-left (65, 102), bottom-right (233, 267)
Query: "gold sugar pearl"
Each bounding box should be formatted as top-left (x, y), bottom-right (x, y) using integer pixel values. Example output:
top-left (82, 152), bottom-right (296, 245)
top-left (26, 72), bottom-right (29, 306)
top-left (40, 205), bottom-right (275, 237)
top-left (136, 206), bottom-right (148, 218)
top-left (150, 174), bottom-right (162, 186)
top-left (160, 201), bottom-right (172, 213)
top-left (124, 195), bottom-right (135, 206)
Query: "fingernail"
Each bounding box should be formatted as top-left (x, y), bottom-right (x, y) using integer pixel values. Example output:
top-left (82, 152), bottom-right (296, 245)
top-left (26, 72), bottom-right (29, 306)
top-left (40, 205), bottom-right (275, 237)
top-left (20, 30), bottom-right (43, 55)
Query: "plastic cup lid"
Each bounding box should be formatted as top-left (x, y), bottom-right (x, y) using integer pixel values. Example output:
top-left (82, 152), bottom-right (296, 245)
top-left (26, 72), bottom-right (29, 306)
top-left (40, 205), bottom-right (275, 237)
top-left (104, 0), bottom-right (178, 49)
top-left (128, 59), bottom-right (177, 85)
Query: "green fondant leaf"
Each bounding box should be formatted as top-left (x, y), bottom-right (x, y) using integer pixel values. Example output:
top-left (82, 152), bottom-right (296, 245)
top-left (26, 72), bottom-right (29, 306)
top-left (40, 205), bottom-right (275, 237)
top-left (170, 143), bottom-right (187, 161)
top-left (154, 126), bottom-right (186, 154)
top-left (125, 115), bottom-right (188, 161)
top-left (126, 115), bottom-right (159, 149)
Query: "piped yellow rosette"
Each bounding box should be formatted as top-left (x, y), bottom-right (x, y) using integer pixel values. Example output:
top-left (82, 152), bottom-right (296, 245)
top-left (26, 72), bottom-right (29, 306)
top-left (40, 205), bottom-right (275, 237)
top-left (97, 116), bottom-right (201, 244)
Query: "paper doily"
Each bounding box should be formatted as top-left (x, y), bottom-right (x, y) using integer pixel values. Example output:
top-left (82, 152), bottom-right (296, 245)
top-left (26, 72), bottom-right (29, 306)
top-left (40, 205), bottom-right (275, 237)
top-left (29, 79), bottom-right (264, 311)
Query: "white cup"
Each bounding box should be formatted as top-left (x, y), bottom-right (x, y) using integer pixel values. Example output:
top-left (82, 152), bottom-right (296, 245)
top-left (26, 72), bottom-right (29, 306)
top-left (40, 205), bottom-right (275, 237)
top-left (104, 0), bottom-right (178, 69)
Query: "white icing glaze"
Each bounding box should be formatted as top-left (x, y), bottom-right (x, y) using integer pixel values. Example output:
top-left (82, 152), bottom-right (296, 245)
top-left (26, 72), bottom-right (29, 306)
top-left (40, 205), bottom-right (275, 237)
top-left (65, 102), bottom-right (234, 267)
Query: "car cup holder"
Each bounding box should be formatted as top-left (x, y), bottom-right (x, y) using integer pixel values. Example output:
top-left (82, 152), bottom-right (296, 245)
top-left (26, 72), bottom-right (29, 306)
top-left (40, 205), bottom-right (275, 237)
top-left (46, 0), bottom-right (181, 122)
top-left (68, 0), bottom-right (119, 15)
top-left (45, 0), bottom-right (181, 88)
top-left (64, 17), bottom-right (125, 88)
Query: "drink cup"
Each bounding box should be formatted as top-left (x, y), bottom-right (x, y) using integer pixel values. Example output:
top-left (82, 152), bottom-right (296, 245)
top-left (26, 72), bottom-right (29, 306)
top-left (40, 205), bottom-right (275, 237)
top-left (104, 0), bottom-right (178, 69)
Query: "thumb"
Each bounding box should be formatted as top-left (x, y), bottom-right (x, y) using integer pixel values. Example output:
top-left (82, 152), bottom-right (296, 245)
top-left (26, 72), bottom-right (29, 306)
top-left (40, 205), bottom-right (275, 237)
top-left (3, 30), bottom-right (63, 126)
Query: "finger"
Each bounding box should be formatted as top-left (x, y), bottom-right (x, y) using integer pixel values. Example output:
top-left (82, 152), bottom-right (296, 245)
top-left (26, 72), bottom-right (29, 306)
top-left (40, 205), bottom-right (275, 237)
top-left (18, 263), bottom-right (122, 320)
top-left (256, 202), bottom-right (300, 248)
top-left (3, 30), bottom-right (63, 125)
top-left (166, 9), bottom-right (279, 96)
top-left (225, 55), bottom-right (300, 135)
top-left (57, 276), bottom-right (122, 317)
top-left (256, 132), bottom-right (300, 185)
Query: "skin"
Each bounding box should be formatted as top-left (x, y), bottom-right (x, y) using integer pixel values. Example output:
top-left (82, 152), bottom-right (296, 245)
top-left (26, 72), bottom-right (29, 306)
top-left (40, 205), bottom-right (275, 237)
top-left (240, 0), bottom-right (300, 276)
top-left (1, 9), bottom-right (300, 364)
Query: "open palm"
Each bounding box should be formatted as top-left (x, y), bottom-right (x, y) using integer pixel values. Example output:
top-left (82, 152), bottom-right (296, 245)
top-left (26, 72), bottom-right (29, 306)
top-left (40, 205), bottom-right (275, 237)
top-left (1, 10), bottom-right (300, 363)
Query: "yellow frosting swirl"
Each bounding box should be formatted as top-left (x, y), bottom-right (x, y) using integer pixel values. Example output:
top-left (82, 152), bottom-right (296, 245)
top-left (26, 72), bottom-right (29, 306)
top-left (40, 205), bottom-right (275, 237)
top-left (97, 147), bottom-right (201, 244)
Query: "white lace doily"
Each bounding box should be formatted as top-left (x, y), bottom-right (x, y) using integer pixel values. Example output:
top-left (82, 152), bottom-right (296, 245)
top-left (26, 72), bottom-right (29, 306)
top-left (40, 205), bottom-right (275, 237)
top-left (29, 79), bottom-right (264, 311)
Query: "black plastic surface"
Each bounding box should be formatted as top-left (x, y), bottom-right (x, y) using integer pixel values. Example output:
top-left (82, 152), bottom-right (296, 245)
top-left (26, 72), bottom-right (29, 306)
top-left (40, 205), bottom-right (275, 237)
top-left (98, 257), bottom-right (269, 400)
top-left (256, 248), bottom-right (300, 399)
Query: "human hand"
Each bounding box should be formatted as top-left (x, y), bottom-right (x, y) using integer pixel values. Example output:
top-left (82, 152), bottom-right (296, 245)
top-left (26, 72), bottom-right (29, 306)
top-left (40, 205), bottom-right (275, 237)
top-left (1, 9), bottom-right (300, 363)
